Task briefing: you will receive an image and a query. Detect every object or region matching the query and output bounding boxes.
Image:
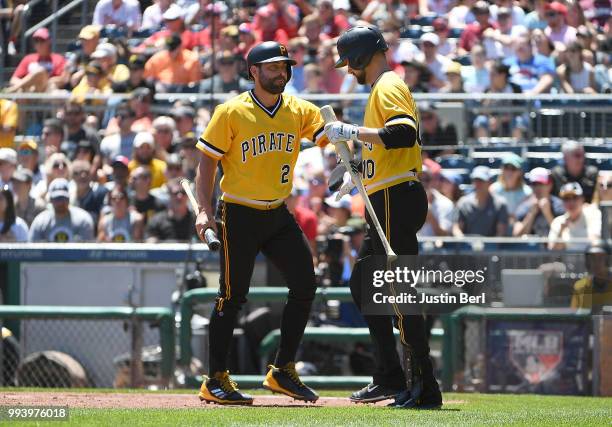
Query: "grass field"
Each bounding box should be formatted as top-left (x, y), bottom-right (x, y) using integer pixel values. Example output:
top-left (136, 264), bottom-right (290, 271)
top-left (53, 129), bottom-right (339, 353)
top-left (1, 389), bottom-right (610, 426)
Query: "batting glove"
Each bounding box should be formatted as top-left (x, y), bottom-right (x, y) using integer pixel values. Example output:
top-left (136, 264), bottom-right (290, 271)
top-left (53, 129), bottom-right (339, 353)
top-left (324, 121), bottom-right (359, 144)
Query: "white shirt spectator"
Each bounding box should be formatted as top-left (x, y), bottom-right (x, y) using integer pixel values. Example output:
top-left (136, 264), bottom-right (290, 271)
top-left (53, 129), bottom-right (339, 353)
top-left (545, 25), bottom-right (577, 46)
top-left (141, 3), bottom-right (165, 30)
top-left (93, 0), bottom-right (142, 31)
top-left (419, 189), bottom-right (454, 237)
top-left (490, 4), bottom-right (526, 26)
top-left (0, 217), bottom-right (29, 242)
top-left (415, 51), bottom-right (451, 87)
top-left (548, 205), bottom-right (602, 251)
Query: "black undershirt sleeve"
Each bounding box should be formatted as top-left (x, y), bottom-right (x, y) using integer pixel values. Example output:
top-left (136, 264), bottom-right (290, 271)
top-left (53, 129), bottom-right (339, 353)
top-left (377, 124), bottom-right (418, 149)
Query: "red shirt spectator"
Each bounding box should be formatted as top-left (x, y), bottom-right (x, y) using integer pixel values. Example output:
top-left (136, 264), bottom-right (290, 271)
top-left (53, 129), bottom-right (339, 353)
top-left (268, 0), bottom-right (300, 39)
top-left (11, 29), bottom-right (66, 80)
top-left (317, 0), bottom-right (350, 38)
top-left (253, 5), bottom-right (290, 45)
top-left (459, 1), bottom-right (495, 53)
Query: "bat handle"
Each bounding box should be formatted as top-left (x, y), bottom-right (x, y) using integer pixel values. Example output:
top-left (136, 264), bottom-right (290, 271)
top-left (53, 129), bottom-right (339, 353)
top-left (204, 228), bottom-right (221, 251)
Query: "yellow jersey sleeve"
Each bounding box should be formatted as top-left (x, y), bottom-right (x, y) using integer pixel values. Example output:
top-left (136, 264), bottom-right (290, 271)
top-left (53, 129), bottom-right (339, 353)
top-left (375, 80), bottom-right (419, 130)
top-left (299, 101), bottom-right (329, 148)
top-left (198, 103), bottom-right (232, 160)
top-left (0, 100), bottom-right (18, 128)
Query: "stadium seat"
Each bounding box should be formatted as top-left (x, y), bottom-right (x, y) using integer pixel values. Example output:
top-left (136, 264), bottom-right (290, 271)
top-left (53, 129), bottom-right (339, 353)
top-left (586, 153), bottom-right (612, 170)
top-left (448, 28), bottom-right (463, 38)
top-left (472, 152), bottom-right (516, 168)
top-left (527, 144), bottom-right (562, 153)
top-left (455, 55), bottom-right (472, 66)
top-left (473, 145), bottom-right (523, 155)
top-left (411, 14), bottom-right (437, 26)
top-left (584, 144), bottom-right (612, 153)
top-left (400, 26), bottom-right (424, 39)
top-left (525, 152), bottom-right (562, 170)
top-left (436, 154), bottom-right (474, 169)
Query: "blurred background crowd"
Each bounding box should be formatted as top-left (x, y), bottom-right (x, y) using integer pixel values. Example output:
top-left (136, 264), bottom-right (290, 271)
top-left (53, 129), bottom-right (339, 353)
top-left (0, 0), bottom-right (610, 285)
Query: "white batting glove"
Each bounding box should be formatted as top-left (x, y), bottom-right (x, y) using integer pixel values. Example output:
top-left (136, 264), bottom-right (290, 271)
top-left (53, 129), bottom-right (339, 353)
top-left (336, 171), bottom-right (356, 200)
top-left (324, 121), bottom-right (359, 144)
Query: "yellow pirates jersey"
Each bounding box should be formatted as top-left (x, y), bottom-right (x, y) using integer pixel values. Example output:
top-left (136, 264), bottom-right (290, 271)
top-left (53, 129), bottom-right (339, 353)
top-left (362, 71), bottom-right (422, 195)
top-left (197, 90), bottom-right (327, 208)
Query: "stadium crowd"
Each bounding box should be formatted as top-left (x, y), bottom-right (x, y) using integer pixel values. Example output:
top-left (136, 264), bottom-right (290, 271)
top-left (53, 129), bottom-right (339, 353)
top-left (0, 0), bottom-right (610, 272)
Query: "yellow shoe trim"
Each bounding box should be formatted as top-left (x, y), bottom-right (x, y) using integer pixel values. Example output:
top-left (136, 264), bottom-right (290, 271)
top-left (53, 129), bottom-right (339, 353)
top-left (262, 372), bottom-right (318, 402)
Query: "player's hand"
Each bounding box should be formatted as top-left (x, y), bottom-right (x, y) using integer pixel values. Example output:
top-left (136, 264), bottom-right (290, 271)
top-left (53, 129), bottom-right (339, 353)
top-left (324, 121), bottom-right (359, 144)
top-left (195, 209), bottom-right (217, 243)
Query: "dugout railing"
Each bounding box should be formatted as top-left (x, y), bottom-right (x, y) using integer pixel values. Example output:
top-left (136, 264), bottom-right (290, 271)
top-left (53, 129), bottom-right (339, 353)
top-left (0, 305), bottom-right (174, 388)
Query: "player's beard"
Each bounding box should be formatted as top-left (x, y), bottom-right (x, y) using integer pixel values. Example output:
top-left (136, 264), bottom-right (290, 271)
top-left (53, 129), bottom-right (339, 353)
top-left (259, 71), bottom-right (287, 94)
top-left (352, 69), bottom-right (367, 85)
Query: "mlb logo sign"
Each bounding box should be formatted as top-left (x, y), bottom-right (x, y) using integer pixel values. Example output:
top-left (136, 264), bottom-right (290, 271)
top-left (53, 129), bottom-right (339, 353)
top-left (508, 330), bottom-right (563, 385)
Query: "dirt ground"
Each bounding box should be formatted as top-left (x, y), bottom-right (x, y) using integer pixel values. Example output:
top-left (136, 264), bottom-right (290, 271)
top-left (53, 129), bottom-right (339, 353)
top-left (0, 392), bottom-right (463, 409)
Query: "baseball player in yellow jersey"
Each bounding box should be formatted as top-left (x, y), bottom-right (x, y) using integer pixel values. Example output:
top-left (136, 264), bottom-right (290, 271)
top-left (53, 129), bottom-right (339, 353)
top-left (325, 26), bottom-right (442, 409)
top-left (194, 41), bottom-right (327, 405)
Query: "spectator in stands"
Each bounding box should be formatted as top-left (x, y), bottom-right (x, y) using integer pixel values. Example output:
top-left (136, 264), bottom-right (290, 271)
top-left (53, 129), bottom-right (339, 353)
top-left (34, 153), bottom-right (71, 200)
top-left (70, 160), bottom-right (108, 227)
top-left (570, 241), bottom-right (612, 313)
top-left (474, 61), bottom-right (525, 139)
top-left (74, 140), bottom-right (97, 165)
top-left (419, 166), bottom-right (454, 237)
top-left (458, 1), bottom-right (493, 56)
top-left (483, 7), bottom-right (527, 60)
top-left (593, 172), bottom-right (612, 205)
top-left (40, 118), bottom-right (64, 158)
top-left (432, 17), bottom-right (457, 58)
top-left (141, 0), bottom-right (172, 31)
top-left (67, 25), bottom-right (101, 89)
top-left (401, 60), bottom-right (431, 93)
top-left (302, 64), bottom-right (325, 102)
top-left (185, 0), bottom-right (227, 27)
top-left (170, 105), bottom-right (196, 137)
top-left (0, 0), bottom-right (26, 56)
top-left (439, 170), bottom-right (463, 203)
top-left (126, 87), bottom-right (154, 133)
top-left (419, 102), bottom-right (458, 158)
top-left (490, 0), bottom-right (525, 27)
top-left (151, 116), bottom-right (176, 159)
top-left (544, 2), bottom-right (577, 47)
top-left (0, 98), bottom-right (17, 149)
top-left (286, 188), bottom-right (318, 254)
top-left (317, 0), bottom-right (350, 38)
top-left (100, 105), bottom-right (137, 160)
top-left (104, 155), bottom-right (130, 191)
top-left (29, 178), bottom-right (94, 242)
top-left (11, 168), bottom-right (45, 226)
top-left (490, 153), bottom-right (532, 214)
top-left (531, 29), bottom-right (558, 64)
top-left (62, 101), bottom-right (101, 170)
top-left (177, 133), bottom-right (199, 180)
top-left (285, 37), bottom-right (308, 93)
top-left (548, 182), bottom-right (601, 251)
top-left (416, 33), bottom-right (451, 91)
top-left (552, 140), bottom-right (599, 204)
top-left (112, 54), bottom-right (155, 95)
top-left (151, 153), bottom-right (183, 204)
top-left (252, 5), bottom-right (289, 45)
top-left (441, 61), bottom-right (464, 93)
top-left (319, 194), bottom-right (353, 235)
top-left (0, 185), bottom-right (28, 242)
top-left (91, 42), bottom-right (129, 83)
top-left (128, 132), bottom-right (167, 189)
top-left (514, 167), bottom-right (565, 237)
top-left (299, 14), bottom-right (326, 63)
top-left (199, 51), bottom-right (251, 95)
top-left (16, 140), bottom-right (43, 188)
top-left (557, 41), bottom-right (596, 93)
top-left (461, 44), bottom-right (489, 93)
top-left (138, 5), bottom-right (201, 52)
top-left (0, 148), bottom-right (17, 189)
top-left (7, 28), bottom-right (67, 93)
top-left (266, 0), bottom-right (300, 39)
top-left (97, 186), bottom-right (144, 242)
top-left (144, 34), bottom-right (201, 92)
top-left (145, 178), bottom-right (195, 242)
top-left (524, 0), bottom-right (549, 31)
top-left (361, 0), bottom-right (409, 28)
top-left (92, 0), bottom-right (141, 34)
top-left (505, 35), bottom-right (555, 94)
top-left (71, 61), bottom-right (113, 107)
top-left (453, 166), bottom-right (509, 237)
top-left (448, 0), bottom-right (477, 29)
top-left (237, 23), bottom-right (257, 59)
top-left (129, 166), bottom-right (166, 223)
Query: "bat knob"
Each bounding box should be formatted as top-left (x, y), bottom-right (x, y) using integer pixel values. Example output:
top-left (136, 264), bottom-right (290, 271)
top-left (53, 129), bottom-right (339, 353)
top-left (204, 228), bottom-right (221, 251)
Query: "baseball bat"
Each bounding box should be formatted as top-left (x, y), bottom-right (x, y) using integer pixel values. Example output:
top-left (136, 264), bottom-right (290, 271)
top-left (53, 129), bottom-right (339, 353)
top-left (180, 178), bottom-right (221, 251)
top-left (320, 105), bottom-right (397, 262)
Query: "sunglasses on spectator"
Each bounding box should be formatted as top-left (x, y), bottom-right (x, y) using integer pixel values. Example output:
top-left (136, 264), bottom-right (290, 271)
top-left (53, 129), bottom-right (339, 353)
top-left (599, 181), bottom-right (612, 190)
top-left (155, 127), bottom-right (172, 133)
top-left (52, 162), bottom-right (67, 169)
top-left (111, 195), bottom-right (126, 201)
top-left (562, 195), bottom-right (579, 202)
top-left (18, 149), bottom-right (33, 156)
top-left (570, 151), bottom-right (584, 158)
top-left (546, 11), bottom-right (558, 17)
top-left (502, 165), bottom-right (519, 171)
top-left (170, 189), bottom-right (186, 196)
top-left (167, 164), bottom-right (182, 170)
top-left (72, 170), bottom-right (89, 178)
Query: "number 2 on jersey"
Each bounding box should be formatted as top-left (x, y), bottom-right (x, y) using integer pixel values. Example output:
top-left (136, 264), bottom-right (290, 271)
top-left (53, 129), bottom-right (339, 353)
top-left (280, 164), bottom-right (290, 184)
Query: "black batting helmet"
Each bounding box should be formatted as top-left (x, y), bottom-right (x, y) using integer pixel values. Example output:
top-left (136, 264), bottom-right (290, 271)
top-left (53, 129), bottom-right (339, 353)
top-left (335, 26), bottom-right (388, 70)
top-left (246, 41), bottom-right (296, 81)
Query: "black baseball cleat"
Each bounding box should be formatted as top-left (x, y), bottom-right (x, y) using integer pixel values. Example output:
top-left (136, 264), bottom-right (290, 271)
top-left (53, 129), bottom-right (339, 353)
top-left (198, 371), bottom-right (254, 405)
top-left (390, 357), bottom-right (442, 409)
top-left (349, 383), bottom-right (405, 403)
top-left (263, 363), bottom-right (319, 402)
